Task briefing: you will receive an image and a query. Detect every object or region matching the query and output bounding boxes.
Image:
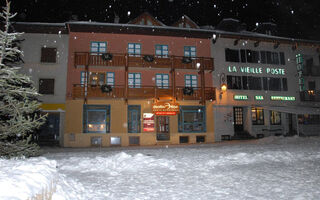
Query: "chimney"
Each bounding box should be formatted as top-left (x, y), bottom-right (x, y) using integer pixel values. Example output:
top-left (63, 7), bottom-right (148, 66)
top-left (114, 13), bottom-right (120, 24)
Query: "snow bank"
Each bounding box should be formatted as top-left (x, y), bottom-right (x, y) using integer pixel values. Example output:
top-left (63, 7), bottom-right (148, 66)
top-left (0, 157), bottom-right (57, 200)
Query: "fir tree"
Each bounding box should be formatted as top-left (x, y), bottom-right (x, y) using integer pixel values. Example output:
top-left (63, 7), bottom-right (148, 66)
top-left (0, 0), bottom-right (46, 158)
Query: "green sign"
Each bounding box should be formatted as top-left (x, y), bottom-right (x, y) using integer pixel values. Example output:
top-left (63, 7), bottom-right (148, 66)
top-left (234, 95), bottom-right (248, 100)
top-left (271, 96), bottom-right (296, 101)
top-left (228, 66), bottom-right (285, 75)
top-left (255, 96), bottom-right (264, 100)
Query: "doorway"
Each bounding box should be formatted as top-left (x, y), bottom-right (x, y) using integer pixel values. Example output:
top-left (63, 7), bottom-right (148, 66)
top-left (37, 112), bottom-right (60, 146)
top-left (156, 116), bottom-right (170, 141)
top-left (233, 107), bottom-right (244, 132)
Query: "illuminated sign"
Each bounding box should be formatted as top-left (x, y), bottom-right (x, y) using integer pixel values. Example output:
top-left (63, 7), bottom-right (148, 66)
top-left (234, 95), bottom-right (248, 100)
top-left (143, 113), bottom-right (154, 132)
top-left (228, 66), bottom-right (285, 75)
top-left (152, 102), bottom-right (179, 115)
top-left (270, 96), bottom-right (296, 101)
top-left (255, 96), bottom-right (264, 100)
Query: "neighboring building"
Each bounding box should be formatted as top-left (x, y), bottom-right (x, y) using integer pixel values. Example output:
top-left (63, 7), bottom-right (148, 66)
top-left (211, 20), bottom-right (320, 141)
top-left (64, 13), bottom-right (215, 147)
top-left (14, 23), bottom-right (69, 146)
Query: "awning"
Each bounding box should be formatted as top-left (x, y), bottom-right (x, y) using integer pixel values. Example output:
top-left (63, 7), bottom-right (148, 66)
top-left (263, 105), bottom-right (320, 115)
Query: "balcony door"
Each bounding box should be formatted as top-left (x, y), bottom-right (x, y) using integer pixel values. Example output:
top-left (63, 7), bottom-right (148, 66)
top-left (156, 116), bottom-right (170, 141)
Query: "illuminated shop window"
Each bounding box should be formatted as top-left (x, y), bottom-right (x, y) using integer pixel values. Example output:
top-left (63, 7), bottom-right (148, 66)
top-left (252, 107), bottom-right (264, 125)
top-left (270, 111), bottom-right (281, 125)
top-left (178, 106), bottom-right (206, 133)
top-left (83, 105), bottom-right (110, 133)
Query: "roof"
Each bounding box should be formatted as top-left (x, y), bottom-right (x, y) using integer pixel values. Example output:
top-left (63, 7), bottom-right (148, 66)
top-left (11, 22), bottom-right (68, 34)
top-left (171, 15), bottom-right (200, 29)
top-left (66, 21), bottom-right (213, 39)
top-left (128, 12), bottom-right (166, 26)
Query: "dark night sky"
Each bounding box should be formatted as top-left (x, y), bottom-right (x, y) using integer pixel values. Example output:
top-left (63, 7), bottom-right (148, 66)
top-left (5, 0), bottom-right (320, 40)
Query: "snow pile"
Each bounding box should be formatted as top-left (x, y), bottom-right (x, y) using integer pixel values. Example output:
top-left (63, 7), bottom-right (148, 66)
top-left (59, 152), bottom-right (176, 175)
top-left (0, 157), bottom-right (57, 200)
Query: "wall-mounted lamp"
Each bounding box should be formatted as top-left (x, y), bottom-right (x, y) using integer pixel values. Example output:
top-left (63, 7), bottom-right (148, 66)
top-left (254, 41), bottom-right (260, 47)
top-left (219, 73), bottom-right (227, 99)
top-left (212, 33), bottom-right (217, 44)
top-left (234, 39), bottom-right (239, 46)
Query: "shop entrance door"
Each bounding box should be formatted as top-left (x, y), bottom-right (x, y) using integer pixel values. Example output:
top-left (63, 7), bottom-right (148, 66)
top-left (156, 116), bottom-right (170, 141)
top-left (233, 107), bottom-right (244, 132)
top-left (37, 112), bottom-right (60, 146)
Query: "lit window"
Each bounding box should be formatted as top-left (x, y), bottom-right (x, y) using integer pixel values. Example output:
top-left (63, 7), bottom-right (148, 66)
top-left (252, 107), bottom-right (264, 125)
top-left (83, 105), bottom-right (110, 133)
top-left (270, 111), bottom-right (281, 125)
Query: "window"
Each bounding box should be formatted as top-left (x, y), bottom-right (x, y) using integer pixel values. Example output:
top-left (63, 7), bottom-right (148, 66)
top-left (41, 47), bottom-right (56, 63)
top-left (90, 42), bottom-right (107, 54)
top-left (39, 79), bottom-right (54, 94)
top-left (89, 72), bottom-right (105, 86)
top-left (184, 46), bottom-right (196, 57)
top-left (270, 111), bottom-right (281, 125)
top-left (268, 77), bottom-right (281, 91)
top-left (178, 106), bottom-right (206, 132)
top-left (248, 76), bottom-right (262, 90)
top-left (80, 71), bottom-right (87, 86)
top-left (260, 51), bottom-right (267, 64)
top-left (155, 45), bottom-right (169, 57)
top-left (252, 107), bottom-right (264, 125)
top-left (128, 105), bottom-right (141, 133)
top-left (240, 49), bottom-right (246, 63)
top-left (298, 114), bottom-right (320, 125)
top-left (110, 137), bottom-right (121, 145)
top-left (225, 48), bottom-right (240, 62)
top-left (266, 51), bottom-right (280, 64)
top-left (185, 74), bottom-right (197, 88)
top-left (246, 50), bottom-right (260, 63)
top-left (83, 105), bottom-right (110, 133)
top-left (106, 72), bottom-right (115, 87)
top-left (128, 43), bottom-right (141, 56)
top-left (128, 73), bottom-right (141, 88)
top-left (282, 78), bottom-right (288, 91)
top-left (227, 75), bottom-right (242, 89)
top-left (280, 52), bottom-right (285, 65)
top-left (129, 136), bottom-right (140, 145)
top-left (156, 74), bottom-right (169, 89)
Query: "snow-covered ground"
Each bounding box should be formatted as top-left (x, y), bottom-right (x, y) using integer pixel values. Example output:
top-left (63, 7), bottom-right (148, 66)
top-left (1, 136), bottom-right (320, 200)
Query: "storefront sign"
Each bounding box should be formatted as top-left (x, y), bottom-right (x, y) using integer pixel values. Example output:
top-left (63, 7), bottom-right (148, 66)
top-left (234, 95), bottom-right (248, 100)
top-left (270, 96), bottom-right (296, 101)
top-left (228, 66), bottom-right (285, 75)
top-left (255, 96), bottom-right (264, 100)
top-left (143, 113), bottom-right (154, 132)
top-left (152, 102), bottom-right (179, 115)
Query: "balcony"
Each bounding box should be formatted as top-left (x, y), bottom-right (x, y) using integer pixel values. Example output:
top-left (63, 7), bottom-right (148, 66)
top-left (72, 84), bottom-right (216, 102)
top-left (300, 90), bottom-right (320, 102)
top-left (74, 52), bottom-right (214, 71)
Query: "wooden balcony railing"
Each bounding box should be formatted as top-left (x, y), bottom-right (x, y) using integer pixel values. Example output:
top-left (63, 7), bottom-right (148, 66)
top-left (300, 90), bottom-right (320, 102)
top-left (72, 84), bottom-right (216, 101)
top-left (74, 52), bottom-right (214, 71)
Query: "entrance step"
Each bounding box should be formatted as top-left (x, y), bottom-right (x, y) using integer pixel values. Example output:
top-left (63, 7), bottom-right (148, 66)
top-left (231, 131), bottom-right (255, 140)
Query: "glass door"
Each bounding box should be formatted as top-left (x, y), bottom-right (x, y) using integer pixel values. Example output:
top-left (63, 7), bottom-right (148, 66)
top-left (156, 116), bottom-right (170, 141)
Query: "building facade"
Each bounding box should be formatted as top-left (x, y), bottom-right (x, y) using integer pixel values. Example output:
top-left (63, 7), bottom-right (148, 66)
top-left (212, 29), bottom-right (320, 141)
top-left (14, 23), bottom-right (69, 146)
top-left (64, 16), bottom-right (216, 147)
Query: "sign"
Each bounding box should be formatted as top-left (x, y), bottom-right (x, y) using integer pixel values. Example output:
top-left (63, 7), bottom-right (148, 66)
top-left (143, 113), bottom-right (154, 132)
top-left (228, 65), bottom-right (285, 75)
top-left (271, 96), bottom-right (296, 101)
top-left (234, 95), bottom-right (248, 100)
top-left (255, 96), bottom-right (264, 100)
top-left (152, 102), bottom-right (179, 115)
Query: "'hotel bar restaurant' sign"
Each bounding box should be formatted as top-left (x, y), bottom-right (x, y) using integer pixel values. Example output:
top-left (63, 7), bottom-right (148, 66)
top-left (152, 102), bottom-right (179, 115)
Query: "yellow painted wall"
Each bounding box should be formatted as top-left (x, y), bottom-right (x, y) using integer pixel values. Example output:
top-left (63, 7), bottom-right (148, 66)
top-left (64, 99), bottom-right (215, 147)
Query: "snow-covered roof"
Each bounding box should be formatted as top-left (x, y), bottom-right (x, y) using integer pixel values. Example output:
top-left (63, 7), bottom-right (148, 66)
top-left (12, 22), bottom-right (67, 34)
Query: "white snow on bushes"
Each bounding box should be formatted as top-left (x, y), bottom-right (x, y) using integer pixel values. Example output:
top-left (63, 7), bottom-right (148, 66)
top-left (1, 136), bottom-right (320, 200)
top-left (0, 157), bottom-right (57, 200)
